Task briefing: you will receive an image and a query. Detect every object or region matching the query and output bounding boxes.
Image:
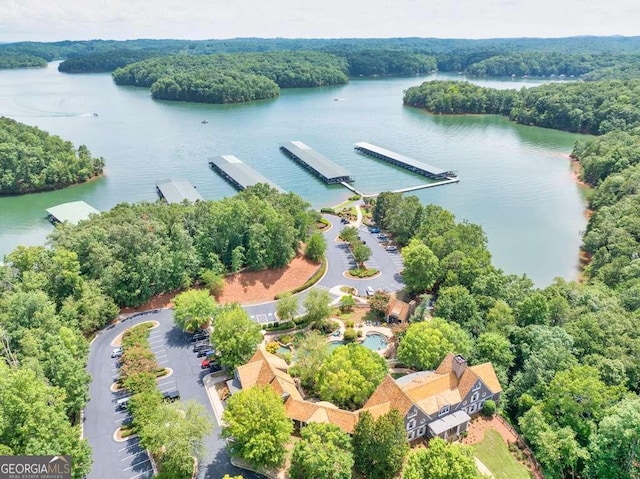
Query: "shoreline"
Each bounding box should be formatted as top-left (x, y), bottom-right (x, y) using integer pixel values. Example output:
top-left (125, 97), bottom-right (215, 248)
top-left (0, 171), bottom-right (105, 197)
top-left (565, 153), bottom-right (593, 282)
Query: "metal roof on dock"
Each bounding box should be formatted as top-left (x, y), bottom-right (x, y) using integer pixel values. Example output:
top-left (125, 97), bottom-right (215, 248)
top-left (354, 141), bottom-right (449, 177)
top-left (156, 178), bottom-right (203, 204)
top-left (46, 201), bottom-right (99, 225)
top-left (280, 141), bottom-right (353, 184)
top-left (209, 155), bottom-right (283, 192)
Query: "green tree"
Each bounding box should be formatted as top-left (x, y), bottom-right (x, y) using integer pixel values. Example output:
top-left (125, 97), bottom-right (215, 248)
top-left (290, 423), bottom-right (353, 479)
top-left (315, 344), bottom-right (387, 410)
top-left (588, 397), bottom-right (640, 479)
top-left (200, 269), bottom-right (225, 298)
top-left (515, 291), bottom-right (550, 326)
top-left (484, 300), bottom-right (516, 334)
top-left (173, 289), bottom-right (218, 332)
top-left (339, 226), bottom-right (360, 244)
top-left (231, 245), bottom-right (245, 273)
top-left (352, 242), bottom-right (372, 268)
top-left (471, 332), bottom-right (514, 385)
top-left (276, 292), bottom-right (298, 323)
top-left (434, 285), bottom-right (483, 336)
top-left (289, 331), bottom-right (330, 390)
top-left (352, 410), bottom-right (409, 479)
top-left (139, 400), bottom-right (213, 478)
top-left (369, 290), bottom-right (391, 318)
top-left (402, 437), bottom-right (480, 479)
top-left (339, 294), bottom-right (356, 313)
top-left (211, 305), bottom-right (262, 370)
top-left (303, 288), bottom-right (332, 323)
top-left (222, 386), bottom-right (292, 468)
top-left (401, 239), bottom-right (440, 293)
top-left (305, 232), bottom-right (327, 263)
top-left (397, 318), bottom-right (473, 370)
top-left (59, 279), bottom-right (118, 334)
top-left (372, 192), bottom-right (402, 229)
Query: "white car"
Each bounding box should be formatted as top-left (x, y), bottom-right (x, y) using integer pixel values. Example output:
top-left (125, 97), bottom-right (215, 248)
top-left (111, 347), bottom-right (124, 358)
top-left (366, 286), bottom-right (375, 296)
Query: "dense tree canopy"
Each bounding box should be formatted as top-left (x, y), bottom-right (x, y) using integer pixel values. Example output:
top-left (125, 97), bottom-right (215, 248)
top-left (290, 423), bottom-right (353, 479)
top-left (0, 117), bottom-right (105, 194)
top-left (210, 305), bottom-right (262, 370)
top-left (0, 53), bottom-right (47, 69)
top-left (404, 79), bottom-right (640, 134)
top-left (402, 437), bottom-right (480, 479)
top-left (173, 289), bottom-right (219, 332)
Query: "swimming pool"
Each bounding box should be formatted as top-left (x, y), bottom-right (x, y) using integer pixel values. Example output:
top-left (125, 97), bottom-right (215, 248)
top-left (361, 333), bottom-right (388, 351)
top-left (327, 340), bottom-right (344, 352)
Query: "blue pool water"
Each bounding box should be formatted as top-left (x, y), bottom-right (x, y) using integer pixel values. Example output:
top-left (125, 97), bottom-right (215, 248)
top-left (362, 333), bottom-right (388, 351)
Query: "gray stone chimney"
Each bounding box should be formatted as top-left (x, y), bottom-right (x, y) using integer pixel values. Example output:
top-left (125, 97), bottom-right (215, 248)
top-left (453, 354), bottom-right (467, 379)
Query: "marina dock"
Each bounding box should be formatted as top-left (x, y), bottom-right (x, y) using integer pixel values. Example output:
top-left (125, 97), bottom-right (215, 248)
top-left (46, 201), bottom-right (99, 225)
top-left (280, 141), bottom-right (353, 184)
top-left (354, 141), bottom-right (457, 180)
top-left (156, 178), bottom-right (203, 204)
top-left (209, 155), bottom-right (283, 192)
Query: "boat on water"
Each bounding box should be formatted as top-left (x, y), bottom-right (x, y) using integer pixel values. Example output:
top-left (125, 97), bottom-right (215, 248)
top-left (201, 120), bottom-right (208, 124)
top-left (92, 113), bottom-right (98, 117)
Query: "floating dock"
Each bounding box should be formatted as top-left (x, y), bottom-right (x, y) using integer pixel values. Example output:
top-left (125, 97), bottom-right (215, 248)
top-left (354, 142), bottom-right (457, 180)
top-left (209, 155), bottom-right (283, 192)
top-left (46, 201), bottom-right (99, 225)
top-left (156, 178), bottom-right (203, 204)
top-left (280, 141), bottom-right (353, 184)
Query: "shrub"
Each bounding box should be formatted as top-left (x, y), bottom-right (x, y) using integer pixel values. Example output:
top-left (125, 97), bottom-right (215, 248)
top-left (281, 352), bottom-right (293, 364)
top-left (357, 330), bottom-right (363, 338)
top-left (349, 268), bottom-right (379, 278)
top-left (266, 341), bottom-right (280, 354)
top-left (121, 322), bottom-right (152, 348)
top-left (345, 319), bottom-right (355, 328)
top-left (265, 321), bottom-right (295, 331)
top-left (313, 319), bottom-right (340, 334)
top-left (349, 194), bottom-right (362, 201)
top-left (482, 399), bottom-right (496, 417)
top-left (274, 259), bottom-right (326, 299)
top-left (279, 334), bottom-right (294, 345)
top-left (320, 207), bottom-right (335, 214)
top-left (343, 328), bottom-right (357, 343)
top-left (123, 371), bottom-right (157, 395)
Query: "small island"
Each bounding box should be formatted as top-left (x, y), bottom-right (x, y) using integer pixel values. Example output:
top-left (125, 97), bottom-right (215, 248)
top-left (0, 117), bottom-right (105, 195)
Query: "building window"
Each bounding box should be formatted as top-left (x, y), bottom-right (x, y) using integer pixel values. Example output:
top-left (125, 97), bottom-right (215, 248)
top-left (469, 403), bottom-right (478, 414)
top-left (472, 381), bottom-right (481, 391)
top-left (407, 407), bottom-right (417, 418)
top-left (408, 430), bottom-right (416, 440)
top-left (471, 392), bottom-right (480, 403)
top-left (417, 426), bottom-right (426, 437)
top-left (407, 419), bottom-right (416, 431)
top-left (438, 405), bottom-right (450, 417)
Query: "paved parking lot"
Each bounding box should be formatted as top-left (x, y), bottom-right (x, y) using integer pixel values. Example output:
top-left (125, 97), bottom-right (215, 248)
top-left (85, 310), bottom-right (260, 479)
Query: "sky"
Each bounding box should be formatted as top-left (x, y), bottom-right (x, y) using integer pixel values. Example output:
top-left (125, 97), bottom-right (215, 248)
top-left (1, 0), bottom-right (638, 43)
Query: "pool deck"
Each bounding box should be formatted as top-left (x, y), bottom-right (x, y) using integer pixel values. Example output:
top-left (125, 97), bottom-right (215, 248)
top-left (327, 318), bottom-right (393, 354)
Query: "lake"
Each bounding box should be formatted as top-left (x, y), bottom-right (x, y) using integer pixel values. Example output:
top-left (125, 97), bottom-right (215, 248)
top-left (0, 64), bottom-right (586, 286)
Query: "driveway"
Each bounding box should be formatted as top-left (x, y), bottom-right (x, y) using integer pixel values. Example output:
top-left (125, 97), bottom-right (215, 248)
top-left (85, 310), bottom-right (261, 479)
top-left (318, 214), bottom-right (404, 296)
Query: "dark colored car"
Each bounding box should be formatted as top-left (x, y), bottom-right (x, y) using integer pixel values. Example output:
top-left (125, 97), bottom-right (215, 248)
top-left (197, 347), bottom-right (215, 358)
top-left (340, 218), bottom-right (350, 224)
top-left (193, 342), bottom-right (210, 353)
top-left (370, 227), bottom-right (380, 234)
top-left (209, 363), bottom-right (223, 373)
top-left (162, 389), bottom-right (180, 402)
top-left (190, 331), bottom-right (209, 342)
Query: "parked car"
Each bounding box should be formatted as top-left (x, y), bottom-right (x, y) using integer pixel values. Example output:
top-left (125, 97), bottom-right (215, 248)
top-left (115, 396), bottom-right (130, 411)
top-left (197, 347), bottom-right (215, 358)
top-left (377, 233), bottom-right (388, 240)
top-left (370, 227), bottom-right (380, 234)
top-left (111, 347), bottom-right (124, 358)
top-left (209, 363), bottom-right (223, 373)
top-left (340, 218), bottom-right (350, 224)
top-left (385, 245), bottom-right (398, 252)
top-left (201, 357), bottom-right (220, 369)
top-left (193, 342), bottom-right (210, 353)
top-left (162, 389), bottom-right (180, 402)
top-left (366, 286), bottom-right (375, 296)
top-left (190, 331), bottom-right (209, 342)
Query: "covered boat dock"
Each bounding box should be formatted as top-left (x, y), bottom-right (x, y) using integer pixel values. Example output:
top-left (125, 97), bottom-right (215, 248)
top-left (46, 201), bottom-right (99, 225)
top-left (354, 142), bottom-right (456, 180)
top-left (280, 141), bottom-right (353, 184)
top-left (156, 178), bottom-right (203, 204)
top-left (209, 155), bottom-right (283, 192)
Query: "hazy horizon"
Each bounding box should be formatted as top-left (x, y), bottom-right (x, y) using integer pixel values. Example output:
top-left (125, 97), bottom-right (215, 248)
top-left (2, 0), bottom-right (637, 43)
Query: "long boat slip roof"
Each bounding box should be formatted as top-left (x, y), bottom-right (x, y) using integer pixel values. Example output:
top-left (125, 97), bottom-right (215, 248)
top-left (156, 178), bottom-right (203, 204)
top-left (354, 141), bottom-right (447, 176)
top-left (210, 155), bottom-right (283, 191)
top-left (281, 141), bottom-right (352, 181)
top-left (46, 201), bottom-right (99, 225)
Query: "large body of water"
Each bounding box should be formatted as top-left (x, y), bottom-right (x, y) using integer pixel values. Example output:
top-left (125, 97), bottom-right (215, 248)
top-left (0, 64), bottom-right (586, 286)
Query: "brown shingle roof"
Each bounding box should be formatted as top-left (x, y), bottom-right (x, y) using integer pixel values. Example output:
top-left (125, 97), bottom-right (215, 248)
top-left (387, 298), bottom-right (410, 322)
top-left (470, 363), bottom-right (502, 393)
top-left (363, 375), bottom-right (414, 416)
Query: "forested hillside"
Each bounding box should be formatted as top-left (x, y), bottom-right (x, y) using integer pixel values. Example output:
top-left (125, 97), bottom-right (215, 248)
top-left (111, 51), bottom-right (349, 103)
top-left (0, 117), bottom-right (105, 195)
top-left (0, 53), bottom-right (47, 69)
top-left (403, 79), bottom-right (640, 134)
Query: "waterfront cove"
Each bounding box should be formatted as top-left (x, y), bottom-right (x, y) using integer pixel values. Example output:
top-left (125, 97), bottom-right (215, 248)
top-left (0, 64), bottom-right (586, 286)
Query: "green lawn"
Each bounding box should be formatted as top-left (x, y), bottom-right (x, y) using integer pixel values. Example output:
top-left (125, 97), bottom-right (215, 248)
top-left (473, 430), bottom-right (532, 479)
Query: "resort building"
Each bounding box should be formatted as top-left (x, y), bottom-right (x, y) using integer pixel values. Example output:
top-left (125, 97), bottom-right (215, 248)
top-left (231, 350), bottom-right (502, 441)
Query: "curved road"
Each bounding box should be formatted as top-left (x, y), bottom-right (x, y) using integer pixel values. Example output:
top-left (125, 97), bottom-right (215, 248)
top-left (85, 212), bottom-right (403, 478)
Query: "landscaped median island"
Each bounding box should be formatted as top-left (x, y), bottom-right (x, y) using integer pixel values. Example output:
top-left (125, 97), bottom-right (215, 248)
top-left (115, 322), bottom-right (213, 478)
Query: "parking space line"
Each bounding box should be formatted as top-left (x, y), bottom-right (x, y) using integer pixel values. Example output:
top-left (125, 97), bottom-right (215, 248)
top-left (159, 385), bottom-right (175, 393)
top-left (154, 353), bottom-right (167, 359)
top-left (121, 452), bottom-right (144, 461)
top-left (158, 359), bottom-right (169, 365)
top-left (130, 472), bottom-right (152, 479)
top-left (124, 458), bottom-right (150, 471)
top-left (119, 440), bottom-right (139, 451)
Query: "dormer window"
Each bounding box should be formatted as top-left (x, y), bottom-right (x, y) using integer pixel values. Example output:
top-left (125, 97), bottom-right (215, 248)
top-left (407, 407), bottom-right (418, 418)
top-left (438, 404), bottom-right (450, 417)
top-left (472, 381), bottom-right (481, 391)
top-left (471, 392), bottom-right (480, 403)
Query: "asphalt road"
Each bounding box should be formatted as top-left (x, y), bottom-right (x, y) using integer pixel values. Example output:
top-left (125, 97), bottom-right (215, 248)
top-left (85, 309), bottom-right (261, 479)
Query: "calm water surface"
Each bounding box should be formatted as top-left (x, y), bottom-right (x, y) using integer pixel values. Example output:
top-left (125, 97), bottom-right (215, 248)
top-left (0, 64), bottom-right (586, 286)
